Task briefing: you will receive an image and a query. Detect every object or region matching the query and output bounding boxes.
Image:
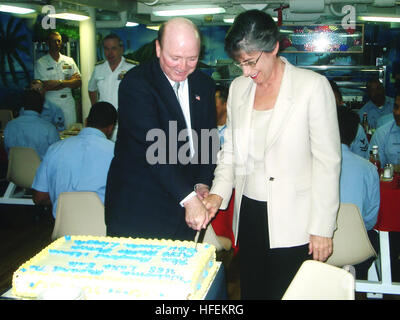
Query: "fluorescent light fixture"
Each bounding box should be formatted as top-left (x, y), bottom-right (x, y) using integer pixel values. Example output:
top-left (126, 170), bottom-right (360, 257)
top-left (224, 16), bottom-right (277, 24)
top-left (126, 21), bottom-right (139, 27)
top-left (48, 12), bottom-right (89, 21)
top-left (223, 18), bottom-right (234, 24)
top-left (0, 4), bottom-right (35, 14)
top-left (146, 25), bottom-right (160, 31)
top-left (359, 16), bottom-right (400, 23)
top-left (153, 5), bottom-right (225, 17)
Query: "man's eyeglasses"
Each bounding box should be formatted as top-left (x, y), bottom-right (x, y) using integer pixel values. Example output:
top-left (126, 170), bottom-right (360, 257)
top-left (233, 52), bottom-right (263, 69)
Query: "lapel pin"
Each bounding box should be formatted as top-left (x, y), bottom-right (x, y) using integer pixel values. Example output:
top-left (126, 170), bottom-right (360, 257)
top-left (195, 95), bottom-right (200, 101)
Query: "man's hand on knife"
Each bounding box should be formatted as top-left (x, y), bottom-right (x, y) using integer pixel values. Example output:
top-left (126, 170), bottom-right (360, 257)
top-left (184, 196), bottom-right (210, 231)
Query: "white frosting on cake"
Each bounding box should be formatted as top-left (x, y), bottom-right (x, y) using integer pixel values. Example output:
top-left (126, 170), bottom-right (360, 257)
top-left (12, 235), bottom-right (218, 300)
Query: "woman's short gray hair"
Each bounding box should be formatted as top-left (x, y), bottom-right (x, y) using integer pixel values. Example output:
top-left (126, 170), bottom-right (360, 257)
top-left (225, 10), bottom-right (279, 59)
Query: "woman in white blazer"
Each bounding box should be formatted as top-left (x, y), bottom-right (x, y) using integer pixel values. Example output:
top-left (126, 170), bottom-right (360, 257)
top-left (204, 10), bottom-right (341, 299)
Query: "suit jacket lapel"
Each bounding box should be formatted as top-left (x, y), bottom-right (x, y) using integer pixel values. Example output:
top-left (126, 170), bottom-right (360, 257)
top-left (236, 80), bottom-right (256, 165)
top-left (265, 57), bottom-right (295, 153)
top-left (152, 59), bottom-right (186, 127)
top-left (187, 76), bottom-right (197, 131)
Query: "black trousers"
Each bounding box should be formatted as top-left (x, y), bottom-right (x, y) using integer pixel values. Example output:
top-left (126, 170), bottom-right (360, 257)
top-left (238, 196), bottom-right (312, 300)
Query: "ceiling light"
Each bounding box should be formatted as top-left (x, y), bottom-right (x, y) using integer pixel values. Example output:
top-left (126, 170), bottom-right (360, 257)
top-left (146, 25), bottom-right (160, 31)
top-left (224, 16), bottom-right (277, 24)
top-left (126, 22), bottom-right (139, 27)
top-left (48, 12), bottom-right (90, 21)
top-left (0, 4), bottom-right (35, 14)
top-left (153, 5), bottom-right (225, 17)
top-left (223, 18), bottom-right (234, 24)
top-left (359, 16), bottom-right (400, 23)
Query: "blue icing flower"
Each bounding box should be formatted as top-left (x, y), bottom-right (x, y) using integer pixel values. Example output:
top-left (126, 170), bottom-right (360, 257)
top-left (64, 235), bottom-right (71, 241)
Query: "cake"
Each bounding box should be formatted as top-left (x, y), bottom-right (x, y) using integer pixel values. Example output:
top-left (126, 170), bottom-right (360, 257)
top-left (12, 235), bottom-right (218, 300)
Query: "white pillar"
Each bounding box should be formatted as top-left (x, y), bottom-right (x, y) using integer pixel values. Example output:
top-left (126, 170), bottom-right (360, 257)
top-left (79, 7), bottom-right (96, 122)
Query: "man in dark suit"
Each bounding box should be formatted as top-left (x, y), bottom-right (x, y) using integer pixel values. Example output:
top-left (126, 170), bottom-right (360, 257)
top-left (105, 17), bottom-right (218, 241)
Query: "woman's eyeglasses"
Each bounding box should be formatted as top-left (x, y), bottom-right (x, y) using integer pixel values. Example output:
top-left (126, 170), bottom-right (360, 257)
top-left (233, 52), bottom-right (263, 69)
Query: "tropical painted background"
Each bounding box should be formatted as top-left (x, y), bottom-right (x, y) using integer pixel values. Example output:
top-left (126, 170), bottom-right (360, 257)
top-left (1, 11), bottom-right (400, 113)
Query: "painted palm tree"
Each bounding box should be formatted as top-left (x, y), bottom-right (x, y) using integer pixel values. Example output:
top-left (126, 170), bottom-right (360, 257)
top-left (0, 15), bottom-right (31, 87)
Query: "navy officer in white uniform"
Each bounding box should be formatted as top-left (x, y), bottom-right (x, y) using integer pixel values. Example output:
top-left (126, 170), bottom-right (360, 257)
top-left (34, 31), bottom-right (81, 129)
top-left (88, 33), bottom-right (138, 141)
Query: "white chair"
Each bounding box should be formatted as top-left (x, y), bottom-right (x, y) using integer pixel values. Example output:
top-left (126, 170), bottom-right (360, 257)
top-left (282, 260), bottom-right (355, 300)
top-left (0, 147), bottom-right (41, 205)
top-left (326, 203), bottom-right (377, 267)
top-left (326, 203), bottom-right (381, 298)
top-left (52, 191), bottom-right (106, 240)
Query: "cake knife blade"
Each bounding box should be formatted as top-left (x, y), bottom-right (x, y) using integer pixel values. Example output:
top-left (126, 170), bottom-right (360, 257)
top-left (195, 228), bottom-right (206, 251)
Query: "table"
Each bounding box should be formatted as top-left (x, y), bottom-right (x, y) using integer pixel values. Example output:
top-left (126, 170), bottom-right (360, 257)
top-left (1, 262), bottom-right (227, 300)
top-left (355, 173), bottom-right (400, 296)
top-left (205, 262), bottom-right (228, 300)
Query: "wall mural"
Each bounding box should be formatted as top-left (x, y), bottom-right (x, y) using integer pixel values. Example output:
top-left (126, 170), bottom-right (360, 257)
top-left (0, 12), bottom-right (33, 109)
top-left (0, 10), bottom-right (399, 111)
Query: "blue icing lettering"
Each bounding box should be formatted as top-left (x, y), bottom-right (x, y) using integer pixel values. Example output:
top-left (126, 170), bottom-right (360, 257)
top-left (117, 249), bottom-right (158, 256)
top-left (29, 265), bottom-right (45, 272)
top-left (103, 264), bottom-right (128, 271)
top-left (68, 261), bottom-right (96, 269)
top-left (49, 249), bottom-right (88, 257)
top-left (70, 245), bottom-right (112, 253)
top-left (53, 265), bottom-right (103, 276)
top-left (94, 253), bottom-right (151, 262)
top-left (162, 247), bottom-right (195, 259)
top-left (74, 240), bottom-right (110, 247)
top-left (125, 243), bottom-right (166, 250)
top-left (161, 257), bottom-right (188, 265)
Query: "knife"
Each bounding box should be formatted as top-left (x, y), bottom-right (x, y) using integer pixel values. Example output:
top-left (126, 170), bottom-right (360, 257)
top-left (195, 228), bottom-right (206, 251)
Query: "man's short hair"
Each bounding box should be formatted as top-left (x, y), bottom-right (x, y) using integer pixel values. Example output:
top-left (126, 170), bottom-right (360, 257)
top-left (87, 102), bottom-right (117, 128)
top-left (22, 89), bottom-right (44, 113)
top-left (337, 106), bottom-right (360, 146)
top-left (103, 33), bottom-right (123, 46)
top-left (366, 76), bottom-right (383, 92)
top-left (394, 90), bottom-right (400, 110)
top-left (215, 85), bottom-right (229, 103)
top-left (47, 31), bottom-right (61, 41)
